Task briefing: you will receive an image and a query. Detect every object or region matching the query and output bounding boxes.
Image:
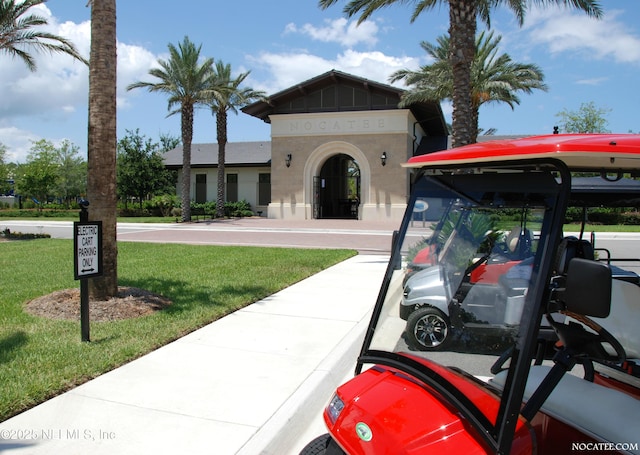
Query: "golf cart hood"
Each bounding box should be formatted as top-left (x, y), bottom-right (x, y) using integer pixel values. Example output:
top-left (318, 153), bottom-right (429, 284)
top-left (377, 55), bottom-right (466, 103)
top-left (403, 265), bottom-right (448, 309)
top-left (326, 355), bottom-right (533, 455)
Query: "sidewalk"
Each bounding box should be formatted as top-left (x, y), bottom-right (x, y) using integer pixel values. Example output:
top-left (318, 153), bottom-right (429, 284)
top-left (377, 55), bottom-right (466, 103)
top-left (0, 254), bottom-right (389, 455)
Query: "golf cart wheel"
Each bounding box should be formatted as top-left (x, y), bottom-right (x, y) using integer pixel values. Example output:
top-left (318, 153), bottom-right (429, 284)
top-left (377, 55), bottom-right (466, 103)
top-left (406, 306), bottom-right (451, 351)
top-left (299, 434), bottom-right (330, 454)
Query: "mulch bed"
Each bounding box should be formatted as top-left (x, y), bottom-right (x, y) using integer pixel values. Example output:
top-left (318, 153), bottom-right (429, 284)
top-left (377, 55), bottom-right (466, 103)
top-left (24, 287), bottom-right (172, 322)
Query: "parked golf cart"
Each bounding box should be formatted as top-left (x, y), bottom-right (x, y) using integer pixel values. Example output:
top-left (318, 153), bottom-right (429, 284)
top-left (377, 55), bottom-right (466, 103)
top-left (300, 134), bottom-right (640, 455)
top-left (400, 208), bottom-right (537, 351)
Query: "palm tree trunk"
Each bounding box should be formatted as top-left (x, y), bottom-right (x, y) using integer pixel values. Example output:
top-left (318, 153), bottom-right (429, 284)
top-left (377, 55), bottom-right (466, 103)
top-left (87, 0), bottom-right (117, 299)
top-left (180, 104), bottom-right (193, 222)
top-left (448, 0), bottom-right (477, 148)
top-left (471, 99), bottom-right (480, 144)
top-left (216, 110), bottom-right (227, 218)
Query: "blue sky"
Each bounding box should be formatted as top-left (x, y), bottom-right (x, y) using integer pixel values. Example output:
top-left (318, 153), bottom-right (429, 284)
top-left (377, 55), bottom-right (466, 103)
top-left (2, 1), bottom-right (640, 163)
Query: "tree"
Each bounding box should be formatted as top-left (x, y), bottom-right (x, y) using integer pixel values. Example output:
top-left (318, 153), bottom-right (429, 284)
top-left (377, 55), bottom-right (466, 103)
top-left (117, 129), bottom-right (174, 208)
top-left (14, 139), bottom-right (58, 206)
top-left (55, 140), bottom-right (86, 207)
top-left (0, 142), bottom-right (9, 195)
top-left (555, 101), bottom-right (610, 133)
top-left (158, 133), bottom-right (180, 153)
top-left (390, 31), bottom-right (547, 143)
top-left (0, 0), bottom-right (87, 71)
top-left (127, 36), bottom-right (213, 222)
top-left (206, 62), bottom-right (265, 218)
top-left (87, 0), bottom-right (118, 300)
top-left (13, 139), bottom-right (85, 206)
top-left (318, 0), bottom-right (602, 147)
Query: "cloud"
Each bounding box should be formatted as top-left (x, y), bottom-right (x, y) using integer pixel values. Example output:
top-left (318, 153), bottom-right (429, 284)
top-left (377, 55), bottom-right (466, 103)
top-left (0, 3), bottom-right (160, 162)
top-left (576, 77), bottom-right (609, 86)
top-left (0, 125), bottom-right (40, 163)
top-left (522, 7), bottom-right (640, 64)
top-left (248, 49), bottom-right (420, 95)
top-left (0, 5), bottom-right (90, 121)
top-left (116, 43), bottom-right (161, 109)
top-left (284, 18), bottom-right (379, 48)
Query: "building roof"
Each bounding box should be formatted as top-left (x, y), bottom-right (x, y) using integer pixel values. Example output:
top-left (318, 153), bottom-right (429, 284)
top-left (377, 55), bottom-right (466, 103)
top-left (242, 69), bottom-right (448, 138)
top-left (163, 141), bottom-right (271, 169)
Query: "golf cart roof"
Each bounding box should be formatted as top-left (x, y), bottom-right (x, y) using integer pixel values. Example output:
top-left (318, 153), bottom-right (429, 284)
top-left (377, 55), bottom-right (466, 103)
top-left (405, 134), bottom-right (640, 172)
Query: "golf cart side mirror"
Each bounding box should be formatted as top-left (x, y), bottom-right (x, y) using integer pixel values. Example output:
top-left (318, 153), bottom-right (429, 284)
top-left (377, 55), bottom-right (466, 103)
top-left (564, 258), bottom-right (612, 318)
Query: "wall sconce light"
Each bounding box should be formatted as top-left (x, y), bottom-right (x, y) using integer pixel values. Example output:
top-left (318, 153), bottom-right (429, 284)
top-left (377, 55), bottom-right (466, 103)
top-left (381, 151), bottom-right (387, 166)
top-left (285, 153), bottom-right (292, 168)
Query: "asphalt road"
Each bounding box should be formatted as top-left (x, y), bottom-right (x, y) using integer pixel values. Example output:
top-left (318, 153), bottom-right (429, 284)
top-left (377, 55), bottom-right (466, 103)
top-left (4, 219), bottom-right (640, 257)
top-left (0, 218), bottom-right (399, 254)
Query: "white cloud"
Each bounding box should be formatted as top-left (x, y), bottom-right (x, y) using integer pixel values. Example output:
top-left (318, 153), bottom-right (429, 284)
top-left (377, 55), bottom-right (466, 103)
top-left (0, 125), bottom-right (40, 163)
top-left (116, 42), bottom-right (161, 109)
top-left (576, 77), bottom-right (609, 86)
top-left (0, 5), bottom-right (90, 121)
top-left (284, 18), bottom-right (379, 48)
top-left (0, 2), bottom-right (161, 155)
top-left (522, 7), bottom-right (640, 64)
top-left (249, 49), bottom-right (420, 95)
top-left (335, 49), bottom-right (418, 85)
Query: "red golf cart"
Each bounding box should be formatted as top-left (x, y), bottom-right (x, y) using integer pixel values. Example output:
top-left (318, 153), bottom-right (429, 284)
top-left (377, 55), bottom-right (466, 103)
top-left (300, 134), bottom-right (640, 454)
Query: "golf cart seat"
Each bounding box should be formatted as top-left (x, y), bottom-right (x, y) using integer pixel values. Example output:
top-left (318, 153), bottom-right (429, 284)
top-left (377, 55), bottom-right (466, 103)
top-left (555, 236), bottom-right (640, 360)
top-left (505, 226), bottom-right (533, 259)
top-left (490, 365), bottom-right (640, 448)
top-left (553, 236), bottom-right (594, 274)
top-left (492, 253), bottom-right (640, 449)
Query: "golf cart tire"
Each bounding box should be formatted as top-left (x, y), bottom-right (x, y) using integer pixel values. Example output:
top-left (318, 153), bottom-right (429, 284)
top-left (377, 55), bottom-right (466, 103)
top-left (406, 306), bottom-right (451, 351)
top-left (299, 433), bottom-right (340, 455)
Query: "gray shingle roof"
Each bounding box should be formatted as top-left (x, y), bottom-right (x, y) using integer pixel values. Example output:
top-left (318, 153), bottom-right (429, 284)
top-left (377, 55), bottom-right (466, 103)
top-left (163, 141), bottom-right (271, 168)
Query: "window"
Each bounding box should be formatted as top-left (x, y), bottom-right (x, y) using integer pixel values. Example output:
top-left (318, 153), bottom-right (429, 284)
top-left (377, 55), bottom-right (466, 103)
top-left (258, 173), bottom-right (271, 206)
top-left (226, 174), bottom-right (238, 202)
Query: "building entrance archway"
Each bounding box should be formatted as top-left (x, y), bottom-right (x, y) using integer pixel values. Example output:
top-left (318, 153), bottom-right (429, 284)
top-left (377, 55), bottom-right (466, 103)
top-left (313, 154), bottom-right (360, 219)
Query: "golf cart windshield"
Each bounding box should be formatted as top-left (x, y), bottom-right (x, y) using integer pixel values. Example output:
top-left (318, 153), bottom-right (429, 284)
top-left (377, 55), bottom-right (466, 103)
top-left (359, 164), bottom-right (566, 435)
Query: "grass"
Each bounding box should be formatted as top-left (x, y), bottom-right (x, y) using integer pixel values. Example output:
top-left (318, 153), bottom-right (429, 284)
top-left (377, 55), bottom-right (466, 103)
top-left (563, 223), bottom-right (640, 232)
top-left (0, 239), bottom-right (356, 422)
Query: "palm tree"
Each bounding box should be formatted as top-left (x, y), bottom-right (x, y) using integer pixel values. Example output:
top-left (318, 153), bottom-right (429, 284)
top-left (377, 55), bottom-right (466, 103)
top-left (390, 31), bottom-right (548, 143)
top-left (0, 0), bottom-right (88, 71)
top-left (206, 62), bottom-right (265, 218)
top-left (128, 36), bottom-right (213, 222)
top-left (318, 0), bottom-right (602, 147)
top-left (87, 0), bottom-right (117, 300)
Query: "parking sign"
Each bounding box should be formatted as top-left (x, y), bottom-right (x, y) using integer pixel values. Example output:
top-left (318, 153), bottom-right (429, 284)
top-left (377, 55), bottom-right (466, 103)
top-left (74, 221), bottom-right (103, 279)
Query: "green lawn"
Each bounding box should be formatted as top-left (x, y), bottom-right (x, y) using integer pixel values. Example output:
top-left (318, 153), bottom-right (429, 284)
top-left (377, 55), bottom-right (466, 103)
top-left (563, 223), bottom-right (640, 232)
top-left (0, 240), bottom-right (356, 422)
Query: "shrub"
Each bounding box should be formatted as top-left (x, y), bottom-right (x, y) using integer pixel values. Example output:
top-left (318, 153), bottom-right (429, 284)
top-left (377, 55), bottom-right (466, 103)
top-left (1, 228), bottom-right (51, 240)
top-left (146, 194), bottom-right (179, 217)
top-left (190, 201), bottom-right (216, 219)
top-left (564, 207), bottom-right (640, 225)
top-left (225, 200), bottom-right (252, 217)
top-left (0, 209), bottom-right (76, 218)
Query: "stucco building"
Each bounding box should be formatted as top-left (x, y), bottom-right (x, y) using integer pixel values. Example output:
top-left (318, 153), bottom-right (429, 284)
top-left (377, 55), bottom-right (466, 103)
top-left (164, 70), bottom-right (448, 223)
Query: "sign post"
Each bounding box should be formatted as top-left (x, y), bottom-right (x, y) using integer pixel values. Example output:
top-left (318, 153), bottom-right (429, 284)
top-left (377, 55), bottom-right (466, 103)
top-left (73, 200), bottom-right (102, 342)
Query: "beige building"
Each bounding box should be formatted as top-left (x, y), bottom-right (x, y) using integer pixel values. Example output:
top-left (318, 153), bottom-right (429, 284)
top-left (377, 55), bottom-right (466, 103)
top-left (165, 70), bottom-right (448, 223)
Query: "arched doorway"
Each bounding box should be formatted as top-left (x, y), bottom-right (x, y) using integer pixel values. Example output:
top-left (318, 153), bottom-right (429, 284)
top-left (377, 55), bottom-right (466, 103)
top-left (313, 154), bottom-right (360, 219)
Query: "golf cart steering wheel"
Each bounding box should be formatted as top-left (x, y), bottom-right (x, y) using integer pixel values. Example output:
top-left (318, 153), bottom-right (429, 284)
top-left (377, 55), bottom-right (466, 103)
top-left (490, 311), bottom-right (626, 376)
top-left (558, 310), bottom-right (627, 364)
